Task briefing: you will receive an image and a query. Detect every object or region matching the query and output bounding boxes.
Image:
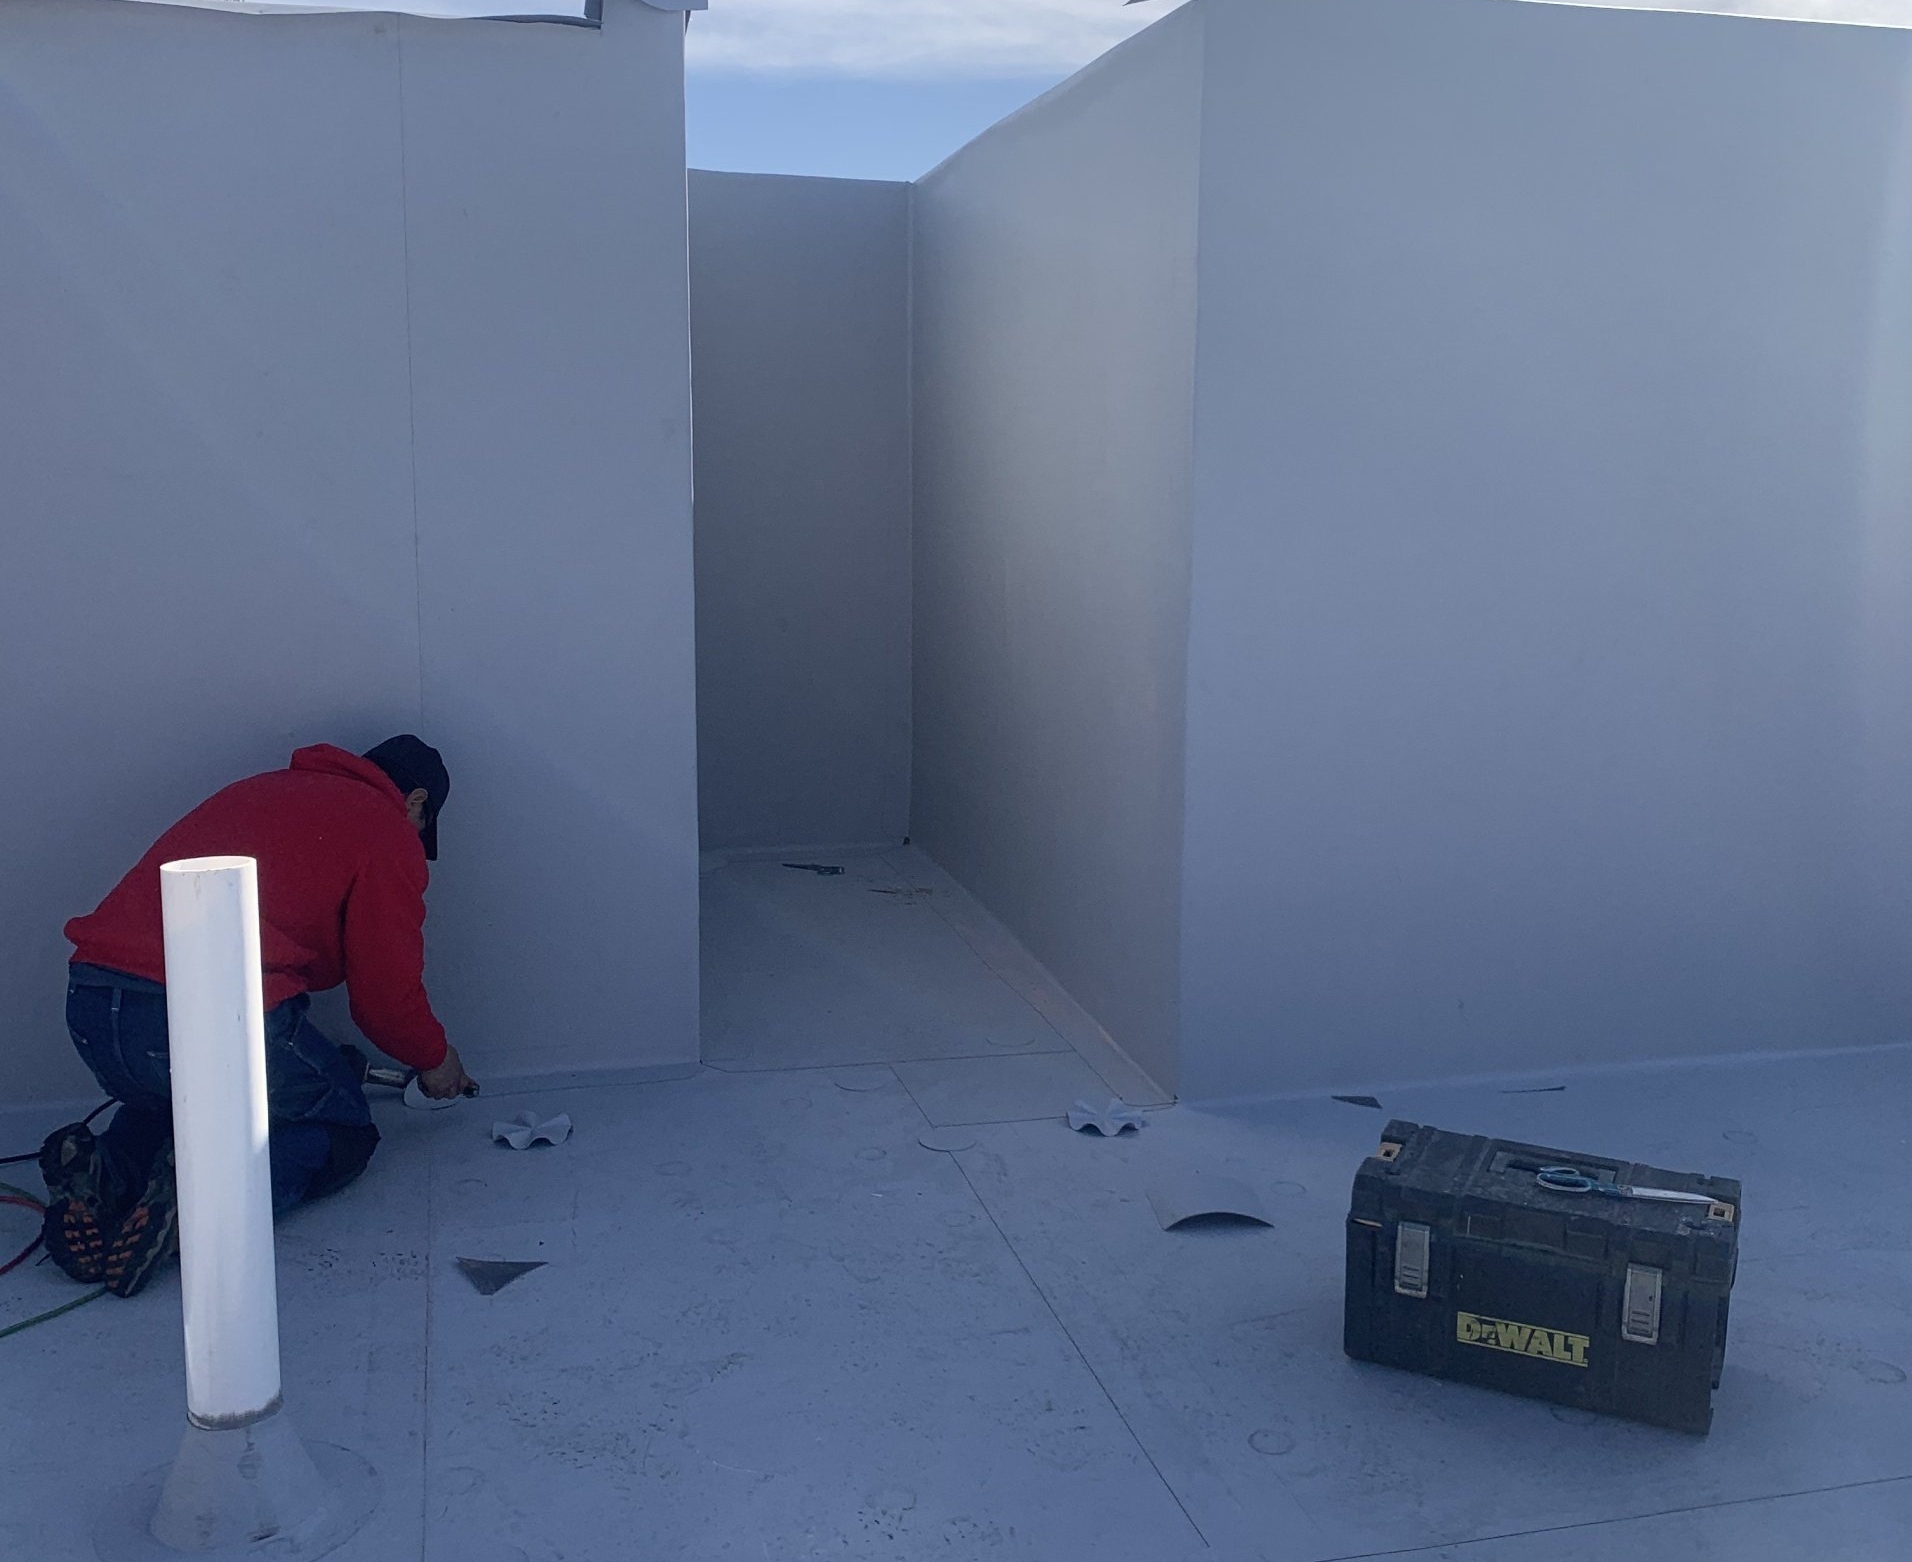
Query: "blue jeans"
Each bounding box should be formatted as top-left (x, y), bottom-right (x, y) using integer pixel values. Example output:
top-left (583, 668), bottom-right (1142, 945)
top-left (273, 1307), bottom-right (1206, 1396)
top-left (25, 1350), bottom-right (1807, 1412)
top-left (66, 966), bottom-right (380, 1216)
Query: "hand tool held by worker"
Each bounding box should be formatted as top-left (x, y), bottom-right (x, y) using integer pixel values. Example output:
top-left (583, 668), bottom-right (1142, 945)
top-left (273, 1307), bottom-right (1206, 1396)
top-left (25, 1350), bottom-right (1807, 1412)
top-left (415, 1043), bottom-right (479, 1101)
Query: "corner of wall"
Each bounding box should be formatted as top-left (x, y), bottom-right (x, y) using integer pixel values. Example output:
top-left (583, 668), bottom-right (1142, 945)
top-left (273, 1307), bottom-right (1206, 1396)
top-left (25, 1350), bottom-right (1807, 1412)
top-left (1163, 0), bottom-right (1211, 1101)
top-left (903, 174), bottom-right (921, 842)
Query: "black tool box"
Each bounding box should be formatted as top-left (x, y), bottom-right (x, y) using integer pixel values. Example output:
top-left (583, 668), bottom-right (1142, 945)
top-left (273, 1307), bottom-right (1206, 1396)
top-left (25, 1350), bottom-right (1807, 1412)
top-left (1344, 1120), bottom-right (1740, 1433)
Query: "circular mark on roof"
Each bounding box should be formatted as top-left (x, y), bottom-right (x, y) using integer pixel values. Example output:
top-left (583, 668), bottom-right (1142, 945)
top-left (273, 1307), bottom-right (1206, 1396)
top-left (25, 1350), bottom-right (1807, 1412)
top-left (832, 1068), bottom-right (893, 1092)
top-left (456, 1178), bottom-right (486, 1195)
top-left (986, 1034), bottom-right (1037, 1050)
top-left (442, 1466), bottom-right (485, 1496)
top-left (1549, 1406), bottom-right (1598, 1427)
top-left (657, 1161), bottom-right (692, 1178)
top-left (1268, 1181), bottom-right (1307, 1199)
top-left (1858, 1360), bottom-right (1907, 1385)
top-left (940, 1210), bottom-right (974, 1230)
top-left (1722, 1130), bottom-right (1759, 1145)
top-left (856, 1146), bottom-right (888, 1163)
top-left (1248, 1427), bottom-right (1295, 1456)
top-left (919, 1128), bottom-right (978, 1154)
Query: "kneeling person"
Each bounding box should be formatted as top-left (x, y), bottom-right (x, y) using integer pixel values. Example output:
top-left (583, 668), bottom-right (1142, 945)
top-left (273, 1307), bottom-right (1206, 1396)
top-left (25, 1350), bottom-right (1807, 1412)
top-left (43, 736), bottom-right (475, 1297)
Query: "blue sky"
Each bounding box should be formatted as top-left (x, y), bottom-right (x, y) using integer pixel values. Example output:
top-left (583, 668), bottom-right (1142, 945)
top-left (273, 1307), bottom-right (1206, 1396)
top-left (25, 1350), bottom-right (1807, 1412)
top-left (685, 0), bottom-right (1171, 183)
top-left (683, 0), bottom-right (1912, 183)
top-left (687, 76), bottom-right (1071, 184)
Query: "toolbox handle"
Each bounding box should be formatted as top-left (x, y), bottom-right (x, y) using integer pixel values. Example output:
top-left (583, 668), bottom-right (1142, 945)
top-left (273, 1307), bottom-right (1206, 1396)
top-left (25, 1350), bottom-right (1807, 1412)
top-left (1491, 1150), bottom-right (1621, 1183)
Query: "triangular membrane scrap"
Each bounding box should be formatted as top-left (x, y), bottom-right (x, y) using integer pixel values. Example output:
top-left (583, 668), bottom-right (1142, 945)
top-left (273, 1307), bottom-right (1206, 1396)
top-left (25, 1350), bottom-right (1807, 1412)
top-left (456, 1258), bottom-right (547, 1297)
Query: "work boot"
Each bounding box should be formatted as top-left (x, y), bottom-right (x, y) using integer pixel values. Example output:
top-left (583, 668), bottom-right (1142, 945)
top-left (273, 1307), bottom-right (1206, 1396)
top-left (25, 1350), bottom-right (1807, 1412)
top-left (103, 1146), bottom-right (180, 1299)
top-left (38, 1123), bottom-right (112, 1284)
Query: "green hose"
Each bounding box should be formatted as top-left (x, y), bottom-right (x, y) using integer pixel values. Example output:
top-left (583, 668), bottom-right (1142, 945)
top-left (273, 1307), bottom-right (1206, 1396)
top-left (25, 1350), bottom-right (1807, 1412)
top-left (0, 1286), bottom-right (108, 1341)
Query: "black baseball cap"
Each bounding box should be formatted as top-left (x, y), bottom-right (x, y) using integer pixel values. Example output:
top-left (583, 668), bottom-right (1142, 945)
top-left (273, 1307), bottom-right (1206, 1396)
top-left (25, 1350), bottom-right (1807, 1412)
top-left (364, 735), bottom-right (449, 861)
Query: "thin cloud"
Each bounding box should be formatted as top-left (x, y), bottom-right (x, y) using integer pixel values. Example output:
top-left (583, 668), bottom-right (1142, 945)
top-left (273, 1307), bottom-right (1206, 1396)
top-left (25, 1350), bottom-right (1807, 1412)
top-left (685, 0), bottom-right (1910, 79)
top-left (686, 0), bottom-right (1173, 77)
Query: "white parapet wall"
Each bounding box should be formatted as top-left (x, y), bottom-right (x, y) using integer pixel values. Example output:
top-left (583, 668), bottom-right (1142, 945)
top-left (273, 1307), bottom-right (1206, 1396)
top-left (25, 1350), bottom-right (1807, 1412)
top-left (1178, 0), bottom-right (1912, 1097)
top-left (0, 0), bottom-right (701, 1103)
top-left (905, 0), bottom-right (1912, 1100)
top-left (910, 6), bottom-right (1209, 1097)
top-left (689, 171), bottom-right (914, 855)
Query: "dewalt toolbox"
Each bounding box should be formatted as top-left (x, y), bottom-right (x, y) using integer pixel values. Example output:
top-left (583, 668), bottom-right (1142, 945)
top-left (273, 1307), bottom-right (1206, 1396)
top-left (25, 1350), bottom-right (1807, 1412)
top-left (1344, 1120), bottom-right (1740, 1433)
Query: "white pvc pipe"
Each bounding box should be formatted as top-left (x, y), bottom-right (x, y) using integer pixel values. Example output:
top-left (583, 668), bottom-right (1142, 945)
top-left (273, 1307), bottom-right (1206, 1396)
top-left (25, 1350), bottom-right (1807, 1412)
top-left (160, 856), bottom-right (284, 1430)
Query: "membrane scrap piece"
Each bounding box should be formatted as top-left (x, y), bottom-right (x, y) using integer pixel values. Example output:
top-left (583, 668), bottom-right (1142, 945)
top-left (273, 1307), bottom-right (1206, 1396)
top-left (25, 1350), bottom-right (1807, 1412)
top-left (456, 1258), bottom-right (547, 1297)
top-left (492, 1111), bottom-right (573, 1150)
top-left (1147, 1174), bottom-right (1273, 1232)
top-left (1068, 1097), bottom-right (1147, 1136)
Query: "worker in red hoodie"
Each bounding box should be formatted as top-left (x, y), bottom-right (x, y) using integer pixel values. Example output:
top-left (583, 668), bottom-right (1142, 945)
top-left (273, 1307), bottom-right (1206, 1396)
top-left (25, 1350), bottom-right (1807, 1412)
top-left (42, 736), bottom-right (476, 1298)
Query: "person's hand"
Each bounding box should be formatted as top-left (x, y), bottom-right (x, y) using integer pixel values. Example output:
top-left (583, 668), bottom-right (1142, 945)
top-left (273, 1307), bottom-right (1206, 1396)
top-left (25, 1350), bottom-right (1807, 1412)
top-left (417, 1045), bottom-right (477, 1101)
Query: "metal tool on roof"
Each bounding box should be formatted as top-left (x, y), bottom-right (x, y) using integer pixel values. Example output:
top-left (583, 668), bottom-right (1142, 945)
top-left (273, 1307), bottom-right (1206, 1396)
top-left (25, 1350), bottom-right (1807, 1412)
top-left (1535, 1166), bottom-right (1719, 1206)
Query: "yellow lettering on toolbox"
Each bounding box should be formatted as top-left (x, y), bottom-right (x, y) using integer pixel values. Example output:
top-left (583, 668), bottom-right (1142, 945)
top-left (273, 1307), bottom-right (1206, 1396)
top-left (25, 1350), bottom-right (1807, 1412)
top-left (1455, 1311), bottom-right (1590, 1370)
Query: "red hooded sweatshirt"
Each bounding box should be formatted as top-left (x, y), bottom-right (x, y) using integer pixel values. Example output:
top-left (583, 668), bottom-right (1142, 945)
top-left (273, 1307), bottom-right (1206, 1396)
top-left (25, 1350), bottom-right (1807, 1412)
top-left (66, 746), bottom-right (449, 1072)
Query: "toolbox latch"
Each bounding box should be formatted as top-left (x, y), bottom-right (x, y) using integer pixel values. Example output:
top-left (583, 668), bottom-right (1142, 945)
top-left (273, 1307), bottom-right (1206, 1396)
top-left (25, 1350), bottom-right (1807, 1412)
top-left (1394, 1222), bottom-right (1431, 1300)
top-left (1622, 1264), bottom-right (1664, 1346)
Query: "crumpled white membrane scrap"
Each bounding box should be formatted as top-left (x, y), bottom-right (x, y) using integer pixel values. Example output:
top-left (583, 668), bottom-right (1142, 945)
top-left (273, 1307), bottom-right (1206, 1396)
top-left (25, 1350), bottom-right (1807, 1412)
top-left (491, 1111), bottom-right (573, 1150)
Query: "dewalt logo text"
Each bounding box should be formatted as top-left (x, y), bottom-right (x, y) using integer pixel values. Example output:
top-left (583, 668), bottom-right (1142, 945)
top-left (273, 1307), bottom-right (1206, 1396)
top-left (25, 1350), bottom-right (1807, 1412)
top-left (1455, 1311), bottom-right (1590, 1368)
